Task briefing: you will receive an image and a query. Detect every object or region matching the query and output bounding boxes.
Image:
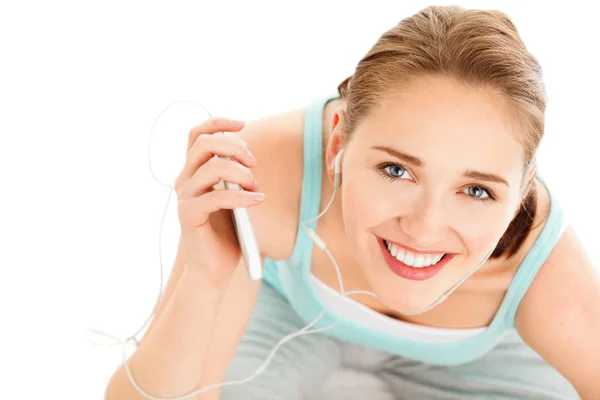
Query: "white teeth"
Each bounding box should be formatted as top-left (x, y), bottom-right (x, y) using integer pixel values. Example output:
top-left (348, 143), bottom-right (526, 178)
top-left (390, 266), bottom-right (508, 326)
top-left (396, 250), bottom-right (405, 263)
top-left (385, 240), bottom-right (445, 268)
top-left (403, 252), bottom-right (415, 266)
top-left (413, 254), bottom-right (425, 268)
top-left (424, 254), bottom-right (433, 267)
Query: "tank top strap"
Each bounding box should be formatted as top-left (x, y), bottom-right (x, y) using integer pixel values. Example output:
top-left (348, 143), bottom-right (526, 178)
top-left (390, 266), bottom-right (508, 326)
top-left (497, 174), bottom-right (568, 328)
top-left (289, 94), bottom-right (341, 271)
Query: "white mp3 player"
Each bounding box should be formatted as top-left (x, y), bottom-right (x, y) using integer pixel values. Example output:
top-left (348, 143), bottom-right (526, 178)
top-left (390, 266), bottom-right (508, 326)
top-left (223, 180), bottom-right (263, 280)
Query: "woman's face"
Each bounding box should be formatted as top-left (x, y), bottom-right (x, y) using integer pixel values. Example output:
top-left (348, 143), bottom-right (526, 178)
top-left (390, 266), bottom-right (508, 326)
top-left (335, 75), bottom-right (529, 313)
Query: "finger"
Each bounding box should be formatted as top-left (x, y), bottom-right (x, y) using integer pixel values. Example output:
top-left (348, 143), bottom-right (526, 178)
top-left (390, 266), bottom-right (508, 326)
top-left (178, 157), bottom-right (257, 200)
top-left (177, 190), bottom-right (265, 228)
top-left (187, 117), bottom-right (245, 152)
top-left (179, 133), bottom-right (257, 183)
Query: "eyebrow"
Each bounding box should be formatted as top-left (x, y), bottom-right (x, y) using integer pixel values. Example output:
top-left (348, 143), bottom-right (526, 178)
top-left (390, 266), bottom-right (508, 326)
top-left (371, 145), bottom-right (510, 187)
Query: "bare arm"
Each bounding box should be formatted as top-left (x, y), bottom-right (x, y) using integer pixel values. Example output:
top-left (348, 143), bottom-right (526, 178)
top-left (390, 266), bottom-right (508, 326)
top-left (517, 226), bottom-right (600, 399)
top-left (104, 246), bottom-right (261, 400)
top-left (196, 257), bottom-right (263, 400)
top-left (140, 235), bottom-right (187, 341)
top-left (104, 110), bottom-right (304, 399)
top-left (140, 233), bottom-right (263, 398)
top-left (104, 116), bottom-right (267, 399)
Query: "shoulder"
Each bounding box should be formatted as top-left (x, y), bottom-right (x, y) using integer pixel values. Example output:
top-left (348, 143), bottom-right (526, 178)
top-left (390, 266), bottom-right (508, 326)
top-left (231, 107), bottom-right (308, 260)
top-left (516, 223), bottom-right (600, 395)
top-left (516, 225), bottom-right (599, 328)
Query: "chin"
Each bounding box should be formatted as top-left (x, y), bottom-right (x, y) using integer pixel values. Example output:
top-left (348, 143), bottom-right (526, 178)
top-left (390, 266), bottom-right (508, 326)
top-left (362, 274), bottom-right (442, 315)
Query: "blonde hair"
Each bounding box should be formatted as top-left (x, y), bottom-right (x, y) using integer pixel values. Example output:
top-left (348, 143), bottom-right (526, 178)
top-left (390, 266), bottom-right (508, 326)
top-left (337, 6), bottom-right (547, 259)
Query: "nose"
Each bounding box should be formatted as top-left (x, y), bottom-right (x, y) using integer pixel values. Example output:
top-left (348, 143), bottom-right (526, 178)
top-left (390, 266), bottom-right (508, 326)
top-left (398, 191), bottom-right (449, 246)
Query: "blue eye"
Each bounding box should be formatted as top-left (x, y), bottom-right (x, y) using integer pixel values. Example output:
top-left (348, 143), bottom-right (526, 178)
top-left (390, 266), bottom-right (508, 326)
top-left (383, 164), bottom-right (411, 180)
top-left (467, 186), bottom-right (487, 198)
top-left (463, 185), bottom-right (495, 203)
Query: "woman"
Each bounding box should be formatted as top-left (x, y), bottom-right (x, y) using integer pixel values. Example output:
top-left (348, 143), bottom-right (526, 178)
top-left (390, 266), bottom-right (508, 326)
top-left (105, 5), bottom-right (599, 400)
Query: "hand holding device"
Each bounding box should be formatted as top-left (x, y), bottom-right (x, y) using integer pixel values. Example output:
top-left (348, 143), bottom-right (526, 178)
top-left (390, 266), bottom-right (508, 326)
top-left (174, 117), bottom-right (264, 286)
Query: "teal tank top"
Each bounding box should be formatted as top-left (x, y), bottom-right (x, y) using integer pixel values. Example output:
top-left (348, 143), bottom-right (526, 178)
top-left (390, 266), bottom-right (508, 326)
top-left (261, 94), bottom-right (567, 366)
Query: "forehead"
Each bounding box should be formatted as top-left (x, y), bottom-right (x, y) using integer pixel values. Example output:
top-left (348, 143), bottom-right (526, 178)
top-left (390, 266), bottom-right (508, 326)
top-left (353, 75), bottom-right (525, 179)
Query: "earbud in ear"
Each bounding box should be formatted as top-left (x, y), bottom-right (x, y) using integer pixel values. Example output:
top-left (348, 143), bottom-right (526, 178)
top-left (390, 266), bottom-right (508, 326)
top-left (334, 149), bottom-right (344, 188)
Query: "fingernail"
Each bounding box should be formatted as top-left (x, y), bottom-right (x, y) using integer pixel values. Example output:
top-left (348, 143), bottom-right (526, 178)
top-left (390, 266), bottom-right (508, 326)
top-left (250, 192), bottom-right (265, 202)
top-left (248, 151), bottom-right (258, 165)
top-left (253, 180), bottom-right (260, 191)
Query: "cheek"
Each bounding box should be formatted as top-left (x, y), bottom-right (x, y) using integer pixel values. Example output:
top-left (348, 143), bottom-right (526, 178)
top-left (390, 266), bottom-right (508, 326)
top-left (342, 178), bottom-right (389, 230)
top-left (456, 204), bottom-right (516, 251)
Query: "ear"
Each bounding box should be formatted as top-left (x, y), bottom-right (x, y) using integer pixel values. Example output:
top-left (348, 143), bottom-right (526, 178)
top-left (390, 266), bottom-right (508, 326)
top-left (325, 107), bottom-right (346, 183)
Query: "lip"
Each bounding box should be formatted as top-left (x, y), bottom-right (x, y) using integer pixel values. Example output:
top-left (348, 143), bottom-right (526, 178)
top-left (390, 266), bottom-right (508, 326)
top-left (378, 237), bottom-right (456, 281)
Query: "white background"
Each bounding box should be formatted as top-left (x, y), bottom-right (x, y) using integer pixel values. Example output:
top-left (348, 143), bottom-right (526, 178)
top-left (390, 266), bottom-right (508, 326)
top-left (1, 1), bottom-right (598, 398)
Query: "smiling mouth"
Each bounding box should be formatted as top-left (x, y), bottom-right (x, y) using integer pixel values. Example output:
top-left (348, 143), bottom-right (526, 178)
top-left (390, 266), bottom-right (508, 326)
top-left (379, 237), bottom-right (455, 281)
top-left (383, 239), bottom-right (448, 267)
